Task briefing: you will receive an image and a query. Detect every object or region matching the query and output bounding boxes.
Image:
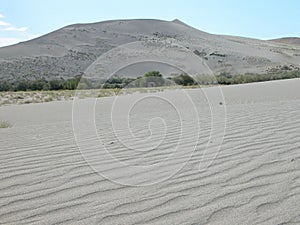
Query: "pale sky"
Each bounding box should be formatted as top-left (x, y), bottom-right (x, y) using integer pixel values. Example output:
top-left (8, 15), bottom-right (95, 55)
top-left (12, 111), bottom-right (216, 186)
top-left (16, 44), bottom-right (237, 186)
top-left (0, 0), bottom-right (299, 47)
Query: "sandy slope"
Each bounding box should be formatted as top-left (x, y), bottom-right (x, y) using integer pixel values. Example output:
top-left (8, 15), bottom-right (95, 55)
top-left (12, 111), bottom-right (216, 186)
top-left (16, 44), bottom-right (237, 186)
top-left (0, 79), bottom-right (300, 224)
top-left (270, 37), bottom-right (300, 46)
top-left (1, 19), bottom-right (300, 80)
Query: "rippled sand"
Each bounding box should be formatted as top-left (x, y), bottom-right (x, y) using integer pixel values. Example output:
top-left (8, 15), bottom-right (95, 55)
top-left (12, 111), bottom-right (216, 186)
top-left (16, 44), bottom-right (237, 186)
top-left (0, 79), bottom-right (300, 224)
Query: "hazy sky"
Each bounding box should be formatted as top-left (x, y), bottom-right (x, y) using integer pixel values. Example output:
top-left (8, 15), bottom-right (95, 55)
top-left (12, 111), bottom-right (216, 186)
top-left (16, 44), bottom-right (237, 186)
top-left (0, 0), bottom-right (299, 47)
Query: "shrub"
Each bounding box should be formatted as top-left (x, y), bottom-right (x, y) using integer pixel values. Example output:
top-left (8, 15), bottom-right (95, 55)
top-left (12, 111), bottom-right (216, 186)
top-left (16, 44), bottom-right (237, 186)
top-left (144, 71), bottom-right (162, 78)
top-left (0, 121), bottom-right (12, 128)
top-left (172, 74), bottom-right (196, 86)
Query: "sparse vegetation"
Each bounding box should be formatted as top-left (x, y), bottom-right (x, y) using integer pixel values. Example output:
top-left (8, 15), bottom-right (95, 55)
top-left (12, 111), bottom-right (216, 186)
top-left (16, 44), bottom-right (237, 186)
top-left (0, 70), bottom-right (299, 106)
top-left (0, 121), bottom-right (12, 128)
top-left (0, 76), bottom-right (81, 92)
top-left (215, 71), bottom-right (300, 85)
top-left (1, 69), bottom-right (299, 106)
top-left (2, 70), bottom-right (299, 93)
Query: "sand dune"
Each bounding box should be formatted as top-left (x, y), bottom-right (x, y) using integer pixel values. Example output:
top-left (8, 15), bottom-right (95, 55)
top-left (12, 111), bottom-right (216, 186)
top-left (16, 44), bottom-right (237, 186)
top-left (1, 19), bottom-right (300, 80)
top-left (0, 79), bottom-right (300, 224)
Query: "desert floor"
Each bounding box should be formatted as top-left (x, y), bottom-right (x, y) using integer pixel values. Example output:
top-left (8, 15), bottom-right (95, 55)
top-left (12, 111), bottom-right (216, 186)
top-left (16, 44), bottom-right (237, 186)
top-left (0, 79), bottom-right (300, 224)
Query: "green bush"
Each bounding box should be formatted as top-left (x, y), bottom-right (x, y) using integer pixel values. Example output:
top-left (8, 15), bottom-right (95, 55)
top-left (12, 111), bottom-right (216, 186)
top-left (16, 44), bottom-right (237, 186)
top-left (144, 71), bottom-right (162, 78)
top-left (172, 74), bottom-right (196, 86)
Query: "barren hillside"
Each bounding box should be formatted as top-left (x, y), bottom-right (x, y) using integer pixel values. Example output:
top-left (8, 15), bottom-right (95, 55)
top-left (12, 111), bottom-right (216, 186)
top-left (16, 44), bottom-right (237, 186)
top-left (1, 19), bottom-right (300, 80)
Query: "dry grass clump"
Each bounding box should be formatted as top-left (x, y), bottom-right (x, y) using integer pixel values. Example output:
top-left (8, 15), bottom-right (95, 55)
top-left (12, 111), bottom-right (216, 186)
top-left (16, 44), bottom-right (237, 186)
top-left (0, 121), bottom-right (12, 128)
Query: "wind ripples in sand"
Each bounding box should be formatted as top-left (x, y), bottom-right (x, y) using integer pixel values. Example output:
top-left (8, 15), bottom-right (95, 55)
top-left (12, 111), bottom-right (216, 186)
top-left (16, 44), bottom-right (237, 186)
top-left (0, 79), bottom-right (300, 224)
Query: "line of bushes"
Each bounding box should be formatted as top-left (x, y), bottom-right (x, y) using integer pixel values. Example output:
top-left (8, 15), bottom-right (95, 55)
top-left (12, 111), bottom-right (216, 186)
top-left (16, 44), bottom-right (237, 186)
top-left (215, 71), bottom-right (300, 85)
top-left (0, 76), bottom-right (81, 92)
top-left (170, 70), bottom-right (300, 86)
top-left (1, 70), bottom-right (299, 92)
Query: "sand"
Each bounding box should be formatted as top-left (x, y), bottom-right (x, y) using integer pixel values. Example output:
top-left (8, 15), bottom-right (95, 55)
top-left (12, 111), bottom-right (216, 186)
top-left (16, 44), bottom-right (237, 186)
top-left (0, 79), bottom-right (300, 224)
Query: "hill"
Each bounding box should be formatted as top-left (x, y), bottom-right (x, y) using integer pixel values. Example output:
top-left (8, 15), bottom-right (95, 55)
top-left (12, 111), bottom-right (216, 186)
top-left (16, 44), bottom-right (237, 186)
top-left (270, 37), bottom-right (300, 46)
top-left (0, 19), bottom-right (300, 80)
